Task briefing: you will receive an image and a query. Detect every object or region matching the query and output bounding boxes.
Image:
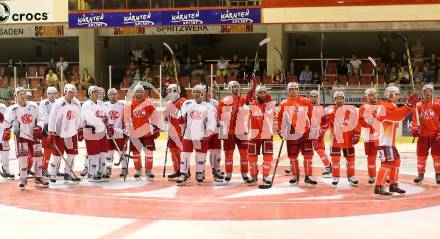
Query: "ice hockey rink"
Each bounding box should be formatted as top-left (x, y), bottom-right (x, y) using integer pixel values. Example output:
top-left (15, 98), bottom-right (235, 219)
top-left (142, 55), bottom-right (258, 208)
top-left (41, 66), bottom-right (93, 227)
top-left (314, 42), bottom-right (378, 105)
top-left (1, 136), bottom-right (439, 239)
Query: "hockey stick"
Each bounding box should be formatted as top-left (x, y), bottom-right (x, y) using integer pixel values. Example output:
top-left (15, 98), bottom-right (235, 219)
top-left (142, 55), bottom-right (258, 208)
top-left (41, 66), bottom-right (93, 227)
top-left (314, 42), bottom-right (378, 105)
top-left (163, 42), bottom-right (180, 86)
top-left (259, 140), bottom-right (284, 189)
top-left (368, 56), bottom-right (379, 90)
top-left (392, 33), bottom-right (420, 142)
top-left (124, 138), bottom-right (131, 182)
top-left (162, 141), bottom-right (169, 178)
top-left (51, 141), bottom-right (79, 180)
top-left (253, 38), bottom-right (271, 79)
top-left (113, 137), bottom-right (133, 166)
top-left (274, 46), bottom-right (287, 85)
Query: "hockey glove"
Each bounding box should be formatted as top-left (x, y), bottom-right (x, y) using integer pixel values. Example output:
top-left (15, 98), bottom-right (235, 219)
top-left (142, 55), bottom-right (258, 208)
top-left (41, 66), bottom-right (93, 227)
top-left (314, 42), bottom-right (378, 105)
top-left (107, 125), bottom-right (114, 138)
top-left (406, 93), bottom-right (419, 108)
top-left (33, 126), bottom-right (43, 140)
top-left (352, 133), bottom-right (360, 145)
top-left (77, 128), bottom-right (84, 142)
top-left (2, 128), bottom-right (11, 141)
top-left (411, 126), bottom-right (420, 137)
top-left (153, 126), bottom-right (161, 139)
top-left (48, 131), bottom-right (56, 145)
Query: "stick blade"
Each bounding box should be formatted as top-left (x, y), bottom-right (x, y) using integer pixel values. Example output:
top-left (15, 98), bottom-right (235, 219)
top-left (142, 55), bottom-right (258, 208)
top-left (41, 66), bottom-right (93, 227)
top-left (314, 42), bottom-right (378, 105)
top-left (258, 184), bottom-right (273, 189)
top-left (259, 38), bottom-right (271, 47)
top-left (163, 42), bottom-right (174, 55)
top-left (367, 56), bottom-right (377, 67)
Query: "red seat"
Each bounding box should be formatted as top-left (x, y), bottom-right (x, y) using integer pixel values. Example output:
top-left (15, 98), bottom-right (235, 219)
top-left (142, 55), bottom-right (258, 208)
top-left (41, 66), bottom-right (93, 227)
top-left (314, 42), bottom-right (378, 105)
top-left (360, 76), bottom-right (372, 85)
top-left (262, 76), bottom-right (272, 84)
top-left (32, 90), bottom-right (43, 101)
top-left (325, 76), bottom-right (335, 85)
top-left (362, 61), bottom-right (374, 76)
top-left (348, 75), bottom-right (359, 85)
top-left (190, 76), bottom-right (202, 86)
top-left (215, 76), bottom-right (225, 84)
top-left (179, 76), bottom-right (190, 88)
top-left (287, 75), bottom-right (297, 82)
top-left (28, 66), bottom-right (39, 77)
top-left (336, 75), bottom-right (347, 85)
top-left (378, 75), bottom-right (385, 84)
top-left (30, 78), bottom-right (41, 89)
top-left (325, 62), bottom-right (337, 75)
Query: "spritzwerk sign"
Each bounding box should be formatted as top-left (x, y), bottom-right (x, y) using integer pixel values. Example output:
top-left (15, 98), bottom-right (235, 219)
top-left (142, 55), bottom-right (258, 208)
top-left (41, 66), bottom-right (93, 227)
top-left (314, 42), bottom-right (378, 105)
top-left (68, 8), bottom-right (261, 28)
top-left (0, 0), bottom-right (53, 24)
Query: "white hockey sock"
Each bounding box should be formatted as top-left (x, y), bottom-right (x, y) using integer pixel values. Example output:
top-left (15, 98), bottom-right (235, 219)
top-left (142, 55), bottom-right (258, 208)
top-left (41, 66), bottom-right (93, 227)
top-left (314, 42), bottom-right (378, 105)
top-left (209, 149), bottom-right (221, 170)
top-left (106, 150), bottom-right (114, 168)
top-left (0, 150), bottom-right (9, 172)
top-left (180, 152), bottom-right (191, 174)
top-left (196, 153), bottom-right (207, 173)
top-left (65, 154), bottom-right (75, 176)
top-left (88, 155), bottom-right (98, 177)
top-left (99, 153), bottom-right (107, 174)
top-left (83, 156), bottom-right (89, 169)
top-left (50, 156), bottom-right (61, 177)
top-left (18, 156), bottom-right (28, 180)
top-left (33, 157), bottom-right (43, 178)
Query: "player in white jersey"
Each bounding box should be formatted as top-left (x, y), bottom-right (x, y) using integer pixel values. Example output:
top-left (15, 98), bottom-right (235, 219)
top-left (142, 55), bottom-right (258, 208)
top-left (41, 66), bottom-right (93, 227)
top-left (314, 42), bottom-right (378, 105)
top-left (98, 87), bottom-right (105, 101)
top-left (3, 87), bottom-right (48, 188)
top-left (204, 88), bottom-right (224, 182)
top-left (177, 84), bottom-right (216, 186)
top-left (82, 86), bottom-right (109, 181)
top-left (48, 84), bottom-right (82, 184)
top-left (105, 88), bottom-right (126, 178)
top-left (0, 103), bottom-right (14, 179)
top-left (38, 87), bottom-right (58, 177)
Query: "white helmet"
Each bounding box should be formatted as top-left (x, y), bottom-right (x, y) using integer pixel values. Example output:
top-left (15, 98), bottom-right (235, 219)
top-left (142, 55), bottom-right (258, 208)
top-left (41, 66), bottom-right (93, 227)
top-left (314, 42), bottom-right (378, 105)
top-left (26, 91), bottom-right (32, 97)
top-left (167, 84), bottom-right (181, 94)
top-left (309, 90), bottom-right (319, 97)
top-left (107, 88), bottom-right (117, 95)
top-left (287, 82), bottom-right (299, 90)
top-left (255, 85), bottom-right (267, 93)
top-left (333, 90), bottom-right (345, 100)
top-left (99, 87), bottom-right (105, 95)
top-left (227, 81), bottom-right (240, 91)
top-left (14, 87), bottom-right (25, 97)
top-left (364, 87), bottom-right (377, 98)
top-left (134, 83), bottom-right (144, 92)
top-left (423, 83), bottom-right (434, 92)
top-left (88, 85), bottom-right (99, 98)
top-left (64, 83), bottom-right (77, 95)
top-left (384, 85), bottom-right (400, 98)
top-left (192, 84), bottom-right (206, 93)
top-left (47, 86), bottom-right (57, 95)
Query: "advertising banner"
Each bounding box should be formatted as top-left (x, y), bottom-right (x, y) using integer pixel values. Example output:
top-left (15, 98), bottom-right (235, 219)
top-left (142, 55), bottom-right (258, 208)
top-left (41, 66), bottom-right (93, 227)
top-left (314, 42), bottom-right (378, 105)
top-left (0, 23), bottom-right (77, 38)
top-left (0, 0), bottom-right (54, 24)
top-left (69, 8), bottom-right (261, 29)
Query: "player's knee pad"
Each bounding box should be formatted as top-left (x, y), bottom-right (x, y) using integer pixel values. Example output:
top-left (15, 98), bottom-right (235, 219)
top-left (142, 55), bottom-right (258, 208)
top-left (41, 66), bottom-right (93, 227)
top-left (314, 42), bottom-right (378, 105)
top-left (263, 141), bottom-right (273, 155)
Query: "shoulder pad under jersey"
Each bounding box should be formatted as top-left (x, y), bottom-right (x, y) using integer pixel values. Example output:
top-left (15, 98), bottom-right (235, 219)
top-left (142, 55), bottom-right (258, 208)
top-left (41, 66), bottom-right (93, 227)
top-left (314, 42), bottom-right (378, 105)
top-left (44, 100), bottom-right (50, 106)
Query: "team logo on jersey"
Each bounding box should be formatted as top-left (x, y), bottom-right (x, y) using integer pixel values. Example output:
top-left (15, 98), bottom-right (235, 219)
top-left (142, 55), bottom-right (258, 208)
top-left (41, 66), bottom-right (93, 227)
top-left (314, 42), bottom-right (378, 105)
top-left (95, 110), bottom-right (104, 118)
top-left (109, 111), bottom-right (119, 120)
top-left (133, 109), bottom-right (147, 118)
top-left (190, 110), bottom-right (203, 120)
top-left (21, 114), bottom-right (33, 124)
top-left (66, 110), bottom-right (75, 120)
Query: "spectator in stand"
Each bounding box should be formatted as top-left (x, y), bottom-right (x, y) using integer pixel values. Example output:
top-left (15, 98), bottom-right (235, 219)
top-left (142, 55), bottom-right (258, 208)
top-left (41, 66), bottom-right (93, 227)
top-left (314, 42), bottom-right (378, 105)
top-left (299, 65), bottom-right (313, 84)
top-left (387, 51), bottom-right (400, 69)
top-left (0, 77), bottom-right (11, 101)
top-left (56, 56), bottom-right (69, 77)
top-left (216, 56), bottom-right (229, 77)
top-left (425, 53), bottom-right (439, 82)
top-left (141, 67), bottom-right (158, 88)
top-left (78, 68), bottom-right (94, 90)
top-left (348, 54), bottom-right (362, 76)
top-left (378, 32), bottom-right (392, 64)
top-left (412, 37), bottom-right (425, 64)
top-left (120, 70), bottom-right (132, 89)
top-left (5, 58), bottom-right (14, 78)
top-left (144, 43), bottom-right (155, 64)
top-left (229, 54), bottom-right (242, 77)
top-left (376, 57), bottom-right (387, 76)
top-left (241, 56), bottom-right (253, 80)
top-left (132, 68), bottom-right (142, 82)
top-left (160, 56), bottom-right (172, 78)
top-left (387, 66), bottom-right (398, 84)
top-left (181, 56), bottom-right (193, 77)
top-left (16, 60), bottom-right (27, 78)
top-left (131, 43), bottom-right (143, 62)
top-left (398, 66), bottom-right (410, 84)
top-left (70, 70), bottom-right (80, 88)
top-left (400, 53), bottom-right (409, 68)
top-left (173, 42), bottom-right (183, 64)
top-left (47, 57), bottom-right (56, 72)
top-left (45, 69), bottom-right (59, 89)
top-left (192, 54), bottom-right (207, 79)
top-left (413, 65), bottom-right (424, 84)
top-left (311, 72), bottom-right (322, 85)
top-left (422, 65), bottom-right (435, 83)
top-left (271, 68), bottom-right (285, 84)
top-left (336, 56), bottom-right (348, 76)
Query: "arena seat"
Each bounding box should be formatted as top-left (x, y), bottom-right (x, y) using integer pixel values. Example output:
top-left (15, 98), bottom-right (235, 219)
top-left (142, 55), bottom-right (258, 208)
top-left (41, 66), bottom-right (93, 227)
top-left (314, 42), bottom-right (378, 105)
top-left (362, 61), bottom-right (374, 76)
top-left (360, 76), bottom-right (372, 85)
top-left (32, 90), bottom-right (43, 101)
top-left (262, 76), bottom-right (272, 84)
top-left (325, 61), bottom-right (337, 76)
top-left (287, 75), bottom-right (297, 82)
top-left (38, 66), bottom-right (48, 77)
top-left (30, 78), bottom-right (41, 89)
top-left (179, 76), bottom-right (190, 88)
top-left (336, 75), bottom-right (347, 85)
top-left (325, 76), bottom-right (335, 85)
top-left (190, 76), bottom-right (202, 86)
top-left (349, 75), bottom-right (360, 85)
top-left (27, 66), bottom-right (39, 77)
top-left (215, 76), bottom-right (226, 84)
